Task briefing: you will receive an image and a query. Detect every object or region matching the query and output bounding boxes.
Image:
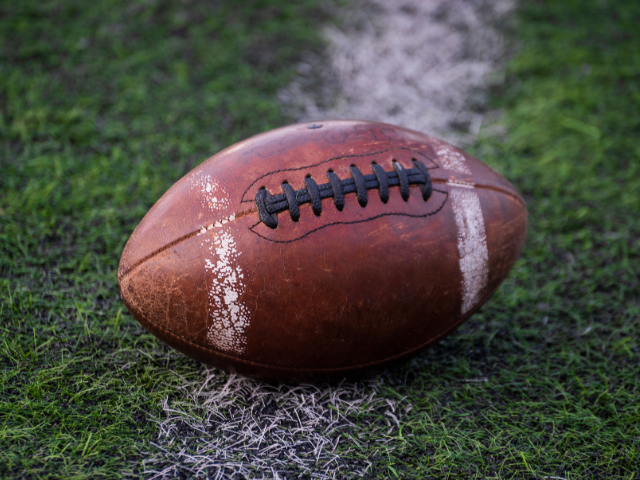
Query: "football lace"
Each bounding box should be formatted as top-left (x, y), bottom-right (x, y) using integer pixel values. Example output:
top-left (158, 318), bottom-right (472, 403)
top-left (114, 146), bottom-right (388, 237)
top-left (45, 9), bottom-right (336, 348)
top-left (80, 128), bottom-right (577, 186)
top-left (255, 160), bottom-right (433, 228)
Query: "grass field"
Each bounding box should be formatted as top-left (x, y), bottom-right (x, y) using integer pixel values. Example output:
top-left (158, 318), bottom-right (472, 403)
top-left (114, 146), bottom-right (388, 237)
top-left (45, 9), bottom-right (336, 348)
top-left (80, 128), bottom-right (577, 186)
top-left (1, 0), bottom-right (639, 478)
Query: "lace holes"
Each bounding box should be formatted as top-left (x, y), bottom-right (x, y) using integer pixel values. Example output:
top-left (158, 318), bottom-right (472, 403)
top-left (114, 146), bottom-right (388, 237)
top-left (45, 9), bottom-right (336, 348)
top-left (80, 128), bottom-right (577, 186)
top-left (281, 179), bottom-right (293, 192)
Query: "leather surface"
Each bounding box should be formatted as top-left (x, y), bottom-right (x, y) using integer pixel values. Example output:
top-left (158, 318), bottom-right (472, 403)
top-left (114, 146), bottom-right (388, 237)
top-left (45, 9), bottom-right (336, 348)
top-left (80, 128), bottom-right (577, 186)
top-left (118, 120), bottom-right (528, 380)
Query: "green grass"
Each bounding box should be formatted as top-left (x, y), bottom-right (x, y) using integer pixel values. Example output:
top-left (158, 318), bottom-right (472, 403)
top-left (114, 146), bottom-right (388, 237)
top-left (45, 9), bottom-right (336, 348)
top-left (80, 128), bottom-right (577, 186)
top-left (1, 0), bottom-right (639, 478)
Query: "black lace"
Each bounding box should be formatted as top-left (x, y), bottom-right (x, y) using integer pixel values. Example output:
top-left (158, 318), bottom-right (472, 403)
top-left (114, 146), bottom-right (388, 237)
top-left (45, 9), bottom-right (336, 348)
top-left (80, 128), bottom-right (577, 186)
top-left (255, 160), bottom-right (433, 229)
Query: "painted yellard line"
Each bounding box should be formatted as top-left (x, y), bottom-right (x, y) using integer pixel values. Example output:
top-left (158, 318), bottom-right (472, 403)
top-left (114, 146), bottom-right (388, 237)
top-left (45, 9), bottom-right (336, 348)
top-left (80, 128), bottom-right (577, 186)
top-left (451, 188), bottom-right (489, 314)
top-left (434, 141), bottom-right (490, 315)
top-left (192, 173), bottom-right (250, 355)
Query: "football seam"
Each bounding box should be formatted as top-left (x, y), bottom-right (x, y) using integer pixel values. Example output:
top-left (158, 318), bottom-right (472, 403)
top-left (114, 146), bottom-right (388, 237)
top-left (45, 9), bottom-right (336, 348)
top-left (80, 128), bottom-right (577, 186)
top-left (118, 206), bottom-right (257, 281)
top-left (248, 188), bottom-right (449, 243)
top-left (119, 181), bottom-right (524, 281)
top-left (125, 286), bottom-right (497, 374)
top-left (239, 147), bottom-right (439, 204)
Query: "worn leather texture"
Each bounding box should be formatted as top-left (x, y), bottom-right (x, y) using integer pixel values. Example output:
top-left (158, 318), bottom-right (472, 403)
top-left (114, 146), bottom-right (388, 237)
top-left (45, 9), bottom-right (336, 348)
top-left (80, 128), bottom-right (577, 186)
top-left (118, 120), bottom-right (528, 381)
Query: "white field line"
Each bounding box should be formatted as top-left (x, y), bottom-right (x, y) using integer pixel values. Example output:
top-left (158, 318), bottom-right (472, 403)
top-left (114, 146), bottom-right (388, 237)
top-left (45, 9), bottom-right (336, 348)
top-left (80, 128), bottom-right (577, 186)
top-left (143, 371), bottom-right (410, 478)
top-left (280, 0), bottom-right (514, 146)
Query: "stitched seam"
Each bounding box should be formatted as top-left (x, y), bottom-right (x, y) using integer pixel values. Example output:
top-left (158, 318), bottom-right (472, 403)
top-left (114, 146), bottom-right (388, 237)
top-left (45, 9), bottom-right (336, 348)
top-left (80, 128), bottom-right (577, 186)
top-left (250, 189), bottom-right (448, 243)
top-left (436, 179), bottom-right (525, 204)
top-left (240, 147), bottom-right (438, 204)
top-left (119, 208), bottom-right (256, 280)
top-left (255, 160), bottom-right (434, 228)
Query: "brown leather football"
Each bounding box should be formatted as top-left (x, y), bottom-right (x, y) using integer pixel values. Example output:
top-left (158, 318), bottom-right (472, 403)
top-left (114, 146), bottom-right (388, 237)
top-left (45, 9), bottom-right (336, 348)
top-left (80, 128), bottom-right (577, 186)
top-left (118, 120), bottom-right (527, 381)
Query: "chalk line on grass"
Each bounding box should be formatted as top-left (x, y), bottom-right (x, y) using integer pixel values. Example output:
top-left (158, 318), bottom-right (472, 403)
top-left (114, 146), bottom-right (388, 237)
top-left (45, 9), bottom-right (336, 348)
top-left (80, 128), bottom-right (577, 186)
top-left (280, 0), bottom-right (514, 146)
top-left (142, 371), bottom-right (410, 479)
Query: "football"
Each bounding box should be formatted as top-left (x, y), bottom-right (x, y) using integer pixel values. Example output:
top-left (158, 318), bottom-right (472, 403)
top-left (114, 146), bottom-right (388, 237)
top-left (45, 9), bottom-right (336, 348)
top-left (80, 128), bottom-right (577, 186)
top-left (118, 120), bottom-right (527, 381)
